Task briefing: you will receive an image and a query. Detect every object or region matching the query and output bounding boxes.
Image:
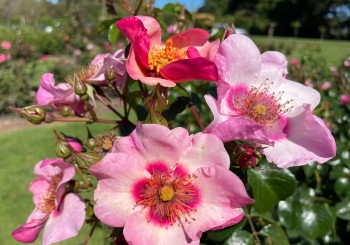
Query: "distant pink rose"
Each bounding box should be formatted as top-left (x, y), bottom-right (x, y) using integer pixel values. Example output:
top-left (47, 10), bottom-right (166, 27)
top-left (37, 73), bottom-right (85, 114)
top-left (66, 43), bottom-right (72, 49)
top-left (117, 16), bottom-right (220, 87)
top-left (86, 43), bottom-right (93, 50)
top-left (89, 124), bottom-right (254, 245)
top-left (167, 22), bottom-right (178, 34)
top-left (205, 34), bottom-right (336, 168)
top-left (341, 94), bottom-right (350, 105)
top-left (290, 58), bottom-right (298, 66)
top-left (1, 41), bottom-right (11, 50)
top-left (12, 159), bottom-right (85, 245)
top-left (0, 53), bottom-right (5, 63)
top-left (42, 55), bottom-right (49, 61)
top-left (54, 56), bottom-right (60, 62)
top-left (82, 37), bottom-right (88, 43)
top-left (63, 59), bottom-right (69, 65)
top-left (64, 35), bottom-right (69, 41)
top-left (87, 49), bottom-right (127, 87)
top-left (6, 53), bottom-right (12, 60)
top-left (304, 79), bottom-right (313, 88)
top-left (75, 49), bottom-right (82, 56)
top-left (320, 81), bottom-right (331, 91)
top-left (104, 41), bottom-right (110, 51)
top-left (344, 60), bottom-right (350, 67)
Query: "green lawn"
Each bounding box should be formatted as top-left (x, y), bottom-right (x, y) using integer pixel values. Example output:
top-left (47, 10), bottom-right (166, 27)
top-left (251, 35), bottom-right (350, 65)
top-left (0, 117), bottom-right (121, 244)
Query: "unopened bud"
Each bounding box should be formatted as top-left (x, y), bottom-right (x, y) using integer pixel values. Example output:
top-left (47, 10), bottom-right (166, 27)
top-left (74, 152), bottom-right (101, 168)
top-left (9, 105), bottom-right (45, 125)
top-left (44, 112), bottom-right (55, 123)
top-left (74, 74), bottom-right (87, 95)
top-left (233, 144), bottom-right (258, 169)
top-left (56, 105), bottom-right (70, 117)
top-left (56, 139), bottom-right (71, 158)
top-left (86, 138), bottom-right (97, 150)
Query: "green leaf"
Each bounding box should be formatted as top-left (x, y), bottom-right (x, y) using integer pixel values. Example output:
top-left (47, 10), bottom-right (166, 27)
top-left (162, 2), bottom-right (182, 15)
top-left (86, 84), bottom-right (96, 107)
top-left (206, 219), bottom-right (246, 242)
top-left (278, 199), bottom-right (333, 239)
top-left (108, 24), bottom-right (120, 45)
top-left (336, 196), bottom-right (350, 220)
top-left (225, 230), bottom-right (255, 245)
top-left (302, 161), bottom-right (317, 178)
top-left (247, 166), bottom-right (296, 212)
top-left (260, 224), bottom-right (289, 245)
top-left (152, 7), bottom-right (162, 16)
top-left (98, 18), bottom-right (120, 33)
top-left (334, 177), bottom-right (350, 198)
top-left (250, 208), bottom-right (275, 223)
top-left (162, 96), bottom-right (191, 121)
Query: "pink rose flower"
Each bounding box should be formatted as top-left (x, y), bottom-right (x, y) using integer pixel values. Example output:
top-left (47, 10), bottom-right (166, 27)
top-left (37, 73), bottom-right (85, 114)
top-left (1, 40), bottom-right (11, 50)
top-left (341, 94), bottom-right (350, 105)
top-left (0, 53), bottom-right (5, 63)
top-left (65, 138), bottom-right (83, 152)
top-left (304, 79), bottom-right (313, 88)
top-left (6, 53), bottom-right (12, 60)
top-left (290, 58), bottom-right (298, 66)
top-left (320, 81), bottom-right (331, 91)
top-left (205, 34), bottom-right (336, 168)
top-left (116, 16), bottom-right (220, 87)
top-left (85, 49), bottom-right (127, 87)
top-left (167, 22), bottom-right (178, 34)
top-left (344, 60), bottom-right (350, 67)
top-left (12, 159), bottom-right (85, 245)
top-left (89, 123), bottom-right (254, 245)
top-left (42, 55), bottom-right (49, 61)
top-left (75, 49), bottom-right (82, 56)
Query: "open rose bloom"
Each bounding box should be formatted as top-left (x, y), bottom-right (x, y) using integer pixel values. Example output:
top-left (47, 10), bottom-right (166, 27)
top-left (89, 123), bottom-right (253, 245)
top-left (37, 73), bottom-right (85, 114)
top-left (12, 159), bottom-right (85, 245)
top-left (116, 16), bottom-right (220, 87)
top-left (205, 34), bottom-right (336, 168)
top-left (86, 49), bottom-right (127, 87)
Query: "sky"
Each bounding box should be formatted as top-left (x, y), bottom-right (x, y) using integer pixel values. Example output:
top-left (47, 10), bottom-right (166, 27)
top-left (49, 0), bottom-right (204, 12)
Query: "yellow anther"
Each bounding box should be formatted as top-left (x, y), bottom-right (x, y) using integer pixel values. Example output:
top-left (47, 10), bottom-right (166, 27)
top-left (159, 185), bottom-right (175, 201)
top-left (254, 104), bottom-right (267, 115)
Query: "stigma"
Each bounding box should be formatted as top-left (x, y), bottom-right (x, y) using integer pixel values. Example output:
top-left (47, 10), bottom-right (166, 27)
top-left (137, 164), bottom-right (198, 225)
top-left (231, 80), bottom-right (293, 127)
top-left (148, 40), bottom-right (187, 73)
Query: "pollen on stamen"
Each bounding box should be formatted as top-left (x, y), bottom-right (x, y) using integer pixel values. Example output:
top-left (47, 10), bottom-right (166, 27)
top-left (136, 164), bottom-right (198, 225)
top-left (148, 40), bottom-right (187, 74)
top-left (231, 80), bottom-right (293, 127)
top-left (65, 64), bottom-right (99, 85)
top-left (38, 176), bottom-right (62, 213)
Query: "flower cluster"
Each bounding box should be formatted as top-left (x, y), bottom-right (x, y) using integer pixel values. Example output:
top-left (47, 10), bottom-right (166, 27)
top-left (11, 14), bottom-right (336, 245)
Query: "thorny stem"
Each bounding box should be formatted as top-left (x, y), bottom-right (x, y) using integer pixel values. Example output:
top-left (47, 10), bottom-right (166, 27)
top-left (84, 220), bottom-right (99, 245)
top-left (190, 106), bottom-right (204, 129)
top-left (53, 117), bottom-right (120, 124)
top-left (244, 206), bottom-right (261, 245)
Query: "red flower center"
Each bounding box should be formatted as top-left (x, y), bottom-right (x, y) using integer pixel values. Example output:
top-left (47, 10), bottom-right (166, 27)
top-left (232, 80), bottom-right (293, 127)
top-left (137, 164), bottom-right (198, 224)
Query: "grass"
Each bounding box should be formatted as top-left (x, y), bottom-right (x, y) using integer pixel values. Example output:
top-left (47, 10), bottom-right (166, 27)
top-left (250, 35), bottom-right (350, 65)
top-left (0, 115), bottom-right (123, 244)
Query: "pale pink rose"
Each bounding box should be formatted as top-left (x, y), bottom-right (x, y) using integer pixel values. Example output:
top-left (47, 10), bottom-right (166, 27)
top-left (340, 94), bottom-right (350, 105)
top-left (167, 22), bottom-right (178, 34)
top-left (0, 53), bottom-right (5, 63)
top-left (6, 53), bottom-right (12, 60)
top-left (82, 37), bottom-right (88, 43)
top-left (87, 49), bottom-right (127, 87)
top-left (344, 60), bottom-right (350, 67)
top-left (86, 43), bottom-right (93, 50)
top-left (1, 41), bottom-right (11, 50)
top-left (12, 159), bottom-right (85, 245)
top-left (65, 43), bottom-right (72, 49)
top-left (54, 56), bottom-right (60, 62)
top-left (37, 73), bottom-right (85, 114)
top-left (320, 81), bottom-right (331, 91)
top-left (104, 41), bottom-right (110, 51)
top-left (42, 55), bottom-right (49, 61)
top-left (304, 79), bottom-right (314, 88)
top-left (290, 58), bottom-right (298, 66)
top-left (330, 66), bottom-right (337, 72)
top-left (116, 16), bottom-right (220, 87)
top-left (89, 123), bottom-right (254, 245)
top-left (63, 59), bottom-right (69, 65)
top-left (75, 49), bottom-right (82, 56)
top-left (205, 34), bottom-right (336, 168)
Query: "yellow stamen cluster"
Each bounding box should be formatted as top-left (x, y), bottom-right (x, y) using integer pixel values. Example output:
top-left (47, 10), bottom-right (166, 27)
top-left (38, 176), bottom-right (62, 213)
top-left (232, 80), bottom-right (293, 127)
top-left (148, 40), bottom-right (187, 73)
top-left (137, 164), bottom-right (198, 224)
